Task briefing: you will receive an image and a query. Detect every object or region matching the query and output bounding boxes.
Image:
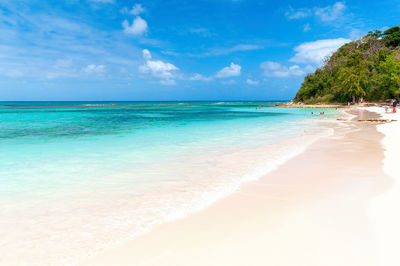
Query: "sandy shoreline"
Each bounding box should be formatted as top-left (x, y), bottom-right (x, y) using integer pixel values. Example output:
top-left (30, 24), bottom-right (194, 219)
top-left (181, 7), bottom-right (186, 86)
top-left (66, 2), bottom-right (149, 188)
top-left (365, 107), bottom-right (400, 266)
top-left (81, 107), bottom-right (399, 266)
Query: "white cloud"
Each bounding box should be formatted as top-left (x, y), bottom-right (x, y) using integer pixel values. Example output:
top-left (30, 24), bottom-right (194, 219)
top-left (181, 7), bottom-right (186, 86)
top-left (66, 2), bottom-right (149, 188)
top-left (215, 62), bottom-right (241, 78)
top-left (122, 17), bottom-right (148, 36)
top-left (130, 4), bottom-right (145, 15)
top-left (138, 50), bottom-right (216, 84)
top-left (141, 60), bottom-right (178, 79)
top-left (211, 44), bottom-right (263, 56)
top-left (303, 23), bottom-right (311, 32)
top-left (285, 7), bottom-right (311, 19)
top-left (260, 61), bottom-right (313, 78)
top-left (142, 49), bottom-right (152, 60)
top-left (185, 44), bottom-right (263, 57)
top-left (315, 2), bottom-right (346, 21)
top-left (139, 49), bottom-right (179, 85)
top-left (0, 7), bottom-right (148, 82)
top-left (188, 27), bottom-right (214, 37)
top-left (246, 78), bottom-right (259, 85)
top-left (290, 38), bottom-right (351, 65)
top-left (285, 2), bottom-right (346, 22)
top-left (84, 64), bottom-right (106, 74)
top-left (188, 73), bottom-right (212, 81)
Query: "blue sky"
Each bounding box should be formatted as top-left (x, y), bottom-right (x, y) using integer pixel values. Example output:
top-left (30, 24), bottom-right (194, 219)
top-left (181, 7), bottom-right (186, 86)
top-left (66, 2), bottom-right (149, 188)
top-left (0, 0), bottom-right (399, 101)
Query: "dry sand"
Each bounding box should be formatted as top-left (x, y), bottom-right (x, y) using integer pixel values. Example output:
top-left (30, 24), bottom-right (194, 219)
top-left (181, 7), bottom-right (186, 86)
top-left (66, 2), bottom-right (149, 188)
top-left (365, 106), bottom-right (400, 266)
top-left (82, 109), bottom-right (396, 266)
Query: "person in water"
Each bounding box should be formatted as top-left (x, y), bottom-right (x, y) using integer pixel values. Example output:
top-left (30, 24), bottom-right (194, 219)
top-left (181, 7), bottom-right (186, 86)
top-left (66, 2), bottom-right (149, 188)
top-left (311, 112), bottom-right (325, 115)
top-left (393, 99), bottom-right (398, 113)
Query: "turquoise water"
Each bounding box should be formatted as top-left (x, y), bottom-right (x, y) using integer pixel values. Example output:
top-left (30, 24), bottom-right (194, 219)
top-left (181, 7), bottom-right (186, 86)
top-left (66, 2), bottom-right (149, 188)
top-left (0, 102), bottom-right (337, 264)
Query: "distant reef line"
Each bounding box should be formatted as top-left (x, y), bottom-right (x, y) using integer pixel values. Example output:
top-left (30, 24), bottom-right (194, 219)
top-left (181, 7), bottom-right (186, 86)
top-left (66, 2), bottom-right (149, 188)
top-left (275, 101), bottom-right (386, 108)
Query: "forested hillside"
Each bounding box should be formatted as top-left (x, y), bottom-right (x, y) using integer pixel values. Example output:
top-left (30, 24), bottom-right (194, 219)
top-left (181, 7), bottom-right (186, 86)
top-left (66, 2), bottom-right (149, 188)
top-left (294, 26), bottom-right (400, 103)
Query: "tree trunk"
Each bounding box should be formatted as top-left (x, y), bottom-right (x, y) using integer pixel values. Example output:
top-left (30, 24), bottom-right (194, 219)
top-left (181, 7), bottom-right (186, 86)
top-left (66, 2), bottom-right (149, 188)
top-left (352, 95), bottom-right (355, 104)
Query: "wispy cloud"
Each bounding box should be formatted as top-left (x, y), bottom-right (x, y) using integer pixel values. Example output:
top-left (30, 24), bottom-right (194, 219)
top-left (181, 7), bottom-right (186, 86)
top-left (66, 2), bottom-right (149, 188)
top-left (285, 2), bottom-right (346, 22)
top-left (260, 61), bottom-right (313, 78)
top-left (259, 36), bottom-right (350, 79)
top-left (210, 44), bottom-right (263, 56)
top-left (315, 2), bottom-right (346, 22)
top-left (188, 73), bottom-right (212, 81)
top-left (130, 4), bottom-right (145, 15)
top-left (121, 4), bottom-right (146, 16)
top-left (246, 78), bottom-right (259, 85)
top-left (187, 44), bottom-right (263, 57)
top-left (285, 7), bottom-right (311, 20)
top-left (188, 27), bottom-right (215, 37)
top-left (0, 5), bottom-right (142, 80)
top-left (84, 64), bottom-right (106, 74)
top-left (290, 38), bottom-right (351, 65)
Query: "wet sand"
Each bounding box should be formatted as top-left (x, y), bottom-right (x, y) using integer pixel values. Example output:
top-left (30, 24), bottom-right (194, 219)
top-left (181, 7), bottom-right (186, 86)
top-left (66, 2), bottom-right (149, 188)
top-left (83, 109), bottom-right (393, 266)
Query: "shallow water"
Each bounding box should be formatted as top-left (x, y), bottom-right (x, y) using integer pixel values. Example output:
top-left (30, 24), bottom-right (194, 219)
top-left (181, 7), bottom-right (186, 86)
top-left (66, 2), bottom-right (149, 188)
top-left (0, 101), bottom-right (337, 265)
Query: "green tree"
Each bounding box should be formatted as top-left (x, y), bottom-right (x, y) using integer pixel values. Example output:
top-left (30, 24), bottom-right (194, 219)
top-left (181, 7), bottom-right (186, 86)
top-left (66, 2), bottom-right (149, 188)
top-left (367, 30), bottom-right (382, 39)
top-left (293, 27), bottom-right (400, 103)
top-left (382, 26), bottom-right (400, 47)
top-left (378, 55), bottom-right (400, 98)
top-left (336, 67), bottom-right (366, 103)
top-left (338, 51), bottom-right (370, 102)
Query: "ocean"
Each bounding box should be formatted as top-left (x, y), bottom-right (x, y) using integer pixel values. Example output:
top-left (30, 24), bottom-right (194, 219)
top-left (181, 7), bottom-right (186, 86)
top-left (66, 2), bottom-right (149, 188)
top-left (0, 101), bottom-right (337, 265)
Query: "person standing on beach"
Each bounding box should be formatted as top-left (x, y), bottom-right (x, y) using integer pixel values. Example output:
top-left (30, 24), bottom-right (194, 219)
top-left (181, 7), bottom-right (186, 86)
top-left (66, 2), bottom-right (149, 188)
top-left (393, 99), bottom-right (398, 113)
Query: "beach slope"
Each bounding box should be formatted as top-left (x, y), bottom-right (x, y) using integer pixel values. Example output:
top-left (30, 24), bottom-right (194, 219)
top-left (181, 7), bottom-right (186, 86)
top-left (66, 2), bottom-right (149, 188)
top-left (83, 109), bottom-right (395, 266)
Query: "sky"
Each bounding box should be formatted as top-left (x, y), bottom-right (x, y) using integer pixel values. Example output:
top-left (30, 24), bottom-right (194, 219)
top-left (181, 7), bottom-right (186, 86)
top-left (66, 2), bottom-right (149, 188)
top-left (0, 0), bottom-right (399, 101)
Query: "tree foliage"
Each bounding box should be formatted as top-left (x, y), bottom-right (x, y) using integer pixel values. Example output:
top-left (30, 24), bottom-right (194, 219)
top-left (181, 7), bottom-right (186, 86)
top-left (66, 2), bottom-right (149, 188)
top-left (382, 26), bottom-right (400, 47)
top-left (294, 26), bottom-right (400, 103)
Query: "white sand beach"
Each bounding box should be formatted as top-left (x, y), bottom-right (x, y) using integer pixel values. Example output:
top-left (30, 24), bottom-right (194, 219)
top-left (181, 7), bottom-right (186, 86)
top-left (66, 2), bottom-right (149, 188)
top-left (366, 106), bottom-right (400, 266)
top-left (82, 107), bottom-right (400, 266)
top-left (2, 1), bottom-right (399, 265)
